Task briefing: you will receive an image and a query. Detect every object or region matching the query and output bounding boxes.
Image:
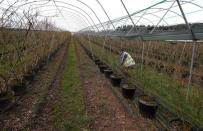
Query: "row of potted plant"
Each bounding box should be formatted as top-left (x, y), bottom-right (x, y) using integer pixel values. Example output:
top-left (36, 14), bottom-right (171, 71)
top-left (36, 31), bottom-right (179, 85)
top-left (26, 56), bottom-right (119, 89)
top-left (79, 40), bottom-right (159, 118)
top-left (0, 36), bottom-right (70, 113)
top-left (77, 36), bottom-right (202, 131)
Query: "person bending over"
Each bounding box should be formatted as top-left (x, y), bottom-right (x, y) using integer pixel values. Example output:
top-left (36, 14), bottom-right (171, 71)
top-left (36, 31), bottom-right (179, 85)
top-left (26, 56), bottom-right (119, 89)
top-left (117, 49), bottom-right (135, 72)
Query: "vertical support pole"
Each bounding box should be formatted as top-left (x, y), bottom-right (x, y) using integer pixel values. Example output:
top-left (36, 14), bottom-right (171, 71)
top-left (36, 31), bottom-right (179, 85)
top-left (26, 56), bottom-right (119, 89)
top-left (110, 40), bottom-right (112, 53)
top-left (110, 40), bottom-right (113, 66)
top-left (120, 39), bottom-right (123, 49)
top-left (87, 33), bottom-right (93, 59)
top-left (176, 0), bottom-right (197, 100)
top-left (186, 41), bottom-right (196, 100)
top-left (48, 33), bottom-right (55, 60)
top-left (179, 41), bottom-right (187, 63)
top-left (137, 40), bottom-right (140, 54)
top-left (102, 35), bottom-right (107, 60)
top-left (146, 41), bottom-right (151, 56)
top-left (141, 41), bottom-right (145, 73)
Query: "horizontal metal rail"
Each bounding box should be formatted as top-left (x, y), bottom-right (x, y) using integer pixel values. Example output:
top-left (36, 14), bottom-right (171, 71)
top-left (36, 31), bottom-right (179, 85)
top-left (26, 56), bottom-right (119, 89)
top-left (85, 28), bottom-right (203, 41)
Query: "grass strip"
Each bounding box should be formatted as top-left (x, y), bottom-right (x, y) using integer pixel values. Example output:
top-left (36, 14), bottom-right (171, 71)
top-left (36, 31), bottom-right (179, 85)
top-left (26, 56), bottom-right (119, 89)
top-left (53, 37), bottom-right (92, 131)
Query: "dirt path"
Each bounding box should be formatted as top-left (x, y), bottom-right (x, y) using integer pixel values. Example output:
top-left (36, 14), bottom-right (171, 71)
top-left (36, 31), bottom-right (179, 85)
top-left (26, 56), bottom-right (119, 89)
top-left (0, 43), bottom-right (68, 130)
top-left (75, 41), bottom-right (155, 131)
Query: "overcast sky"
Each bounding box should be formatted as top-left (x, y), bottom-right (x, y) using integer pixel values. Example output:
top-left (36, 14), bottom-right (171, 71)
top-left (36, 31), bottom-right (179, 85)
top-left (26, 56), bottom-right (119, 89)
top-left (1, 0), bottom-right (203, 32)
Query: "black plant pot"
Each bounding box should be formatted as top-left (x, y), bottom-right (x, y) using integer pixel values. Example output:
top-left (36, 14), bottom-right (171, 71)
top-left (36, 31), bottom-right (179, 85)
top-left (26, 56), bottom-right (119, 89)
top-left (167, 118), bottom-right (196, 131)
top-left (89, 55), bottom-right (94, 60)
top-left (99, 65), bottom-right (108, 73)
top-left (39, 61), bottom-right (46, 70)
top-left (32, 67), bottom-right (39, 74)
top-left (96, 61), bottom-right (103, 65)
top-left (94, 59), bottom-right (100, 64)
top-left (0, 90), bottom-right (15, 112)
top-left (138, 95), bottom-right (158, 118)
top-left (24, 73), bottom-right (35, 81)
top-left (39, 63), bottom-right (44, 70)
top-left (104, 69), bottom-right (113, 78)
top-left (121, 84), bottom-right (136, 99)
top-left (0, 90), bottom-right (14, 104)
top-left (110, 75), bottom-right (122, 87)
top-left (87, 53), bottom-right (92, 58)
top-left (11, 83), bottom-right (27, 96)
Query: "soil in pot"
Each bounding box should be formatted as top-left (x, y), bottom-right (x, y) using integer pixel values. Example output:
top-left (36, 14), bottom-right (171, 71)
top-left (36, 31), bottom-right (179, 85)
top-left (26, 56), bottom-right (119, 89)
top-left (168, 119), bottom-right (195, 131)
top-left (110, 74), bottom-right (122, 87)
top-left (138, 95), bottom-right (158, 118)
top-left (10, 81), bottom-right (27, 96)
top-left (121, 83), bottom-right (136, 99)
top-left (104, 69), bottom-right (113, 78)
top-left (0, 90), bottom-right (15, 112)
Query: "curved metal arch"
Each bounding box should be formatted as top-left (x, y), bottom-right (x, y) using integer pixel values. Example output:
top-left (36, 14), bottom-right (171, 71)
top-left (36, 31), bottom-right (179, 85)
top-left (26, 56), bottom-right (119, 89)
top-left (104, 1), bottom-right (178, 27)
top-left (110, 17), bottom-right (131, 33)
top-left (94, 13), bottom-right (155, 35)
top-left (38, 9), bottom-right (93, 31)
top-left (129, 15), bottom-right (155, 26)
top-left (131, 12), bottom-right (169, 25)
top-left (37, 12), bottom-right (86, 30)
top-left (38, 0), bottom-right (100, 32)
top-left (65, 12), bottom-right (91, 28)
top-left (28, 5), bottom-right (94, 31)
top-left (74, 0), bottom-right (106, 32)
top-left (37, 9), bottom-right (86, 24)
top-left (95, 0), bottom-right (116, 30)
top-left (150, 7), bottom-right (183, 18)
top-left (181, 1), bottom-right (203, 10)
top-left (115, 18), bottom-right (146, 34)
top-left (2, 0), bottom-right (100, 32)
top-left (63, 14), bottom-right (87, 29)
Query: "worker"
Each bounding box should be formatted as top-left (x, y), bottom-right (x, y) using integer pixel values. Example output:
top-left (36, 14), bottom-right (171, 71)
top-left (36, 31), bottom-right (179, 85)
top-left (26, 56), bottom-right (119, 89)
top-left (117, 49), bottom-right (135, 72)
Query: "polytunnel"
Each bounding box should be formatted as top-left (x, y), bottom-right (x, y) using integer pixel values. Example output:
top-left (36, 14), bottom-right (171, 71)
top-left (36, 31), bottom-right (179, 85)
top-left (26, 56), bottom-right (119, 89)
top-left (0, 0), bottom-right (203, 130)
